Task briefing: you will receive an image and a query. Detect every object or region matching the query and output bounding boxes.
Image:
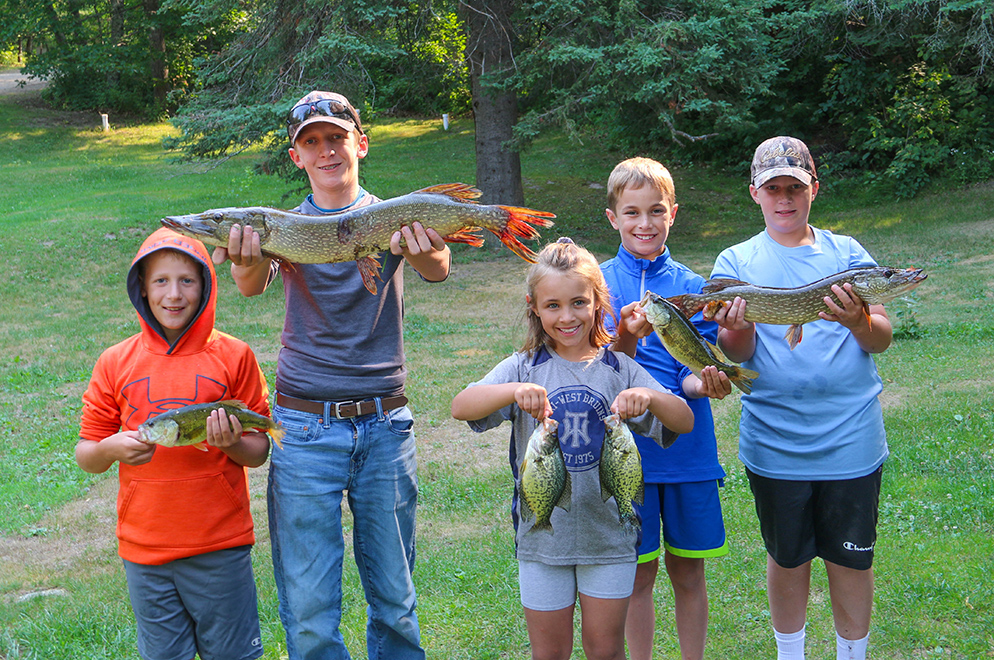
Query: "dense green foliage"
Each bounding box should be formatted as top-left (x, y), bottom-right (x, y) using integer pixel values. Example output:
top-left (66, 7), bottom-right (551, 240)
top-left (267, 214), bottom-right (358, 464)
top-left (2, 0), bottom-right (992, 196)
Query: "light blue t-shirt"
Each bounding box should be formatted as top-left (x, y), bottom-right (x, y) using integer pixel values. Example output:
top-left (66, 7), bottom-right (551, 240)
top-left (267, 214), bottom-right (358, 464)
top-left (711, 227), bottom-right (889, 480)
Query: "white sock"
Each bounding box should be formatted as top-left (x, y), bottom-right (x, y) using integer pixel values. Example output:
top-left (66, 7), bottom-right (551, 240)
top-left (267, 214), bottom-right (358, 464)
top-left (774, 624), bottom-right (806, 660)
top-left (837, 632), bottom-right (869, 660)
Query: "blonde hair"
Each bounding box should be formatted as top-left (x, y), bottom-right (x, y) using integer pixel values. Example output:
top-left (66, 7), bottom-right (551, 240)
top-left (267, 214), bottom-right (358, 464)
top-left (606, 157), bottom-right (676, 211)
top-left (522, 238), bottom-right (615, 354)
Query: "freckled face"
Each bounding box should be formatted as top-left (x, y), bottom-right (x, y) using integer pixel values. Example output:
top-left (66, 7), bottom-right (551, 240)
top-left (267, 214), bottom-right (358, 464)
top-left (606, 185), bottom-right (678, 260)
top-left (528, 271), bottom-right (600, 362)
top-left (141, 250), bottom-right (204, 343)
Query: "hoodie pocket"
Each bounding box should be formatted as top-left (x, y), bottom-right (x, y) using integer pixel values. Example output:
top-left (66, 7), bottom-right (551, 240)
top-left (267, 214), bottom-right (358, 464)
top-left (118, 473), bottom-right (251, 550)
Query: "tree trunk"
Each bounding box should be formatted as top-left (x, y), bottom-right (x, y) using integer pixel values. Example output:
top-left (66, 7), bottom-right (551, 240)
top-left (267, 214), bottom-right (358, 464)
top-left (461, 0), bottom-right (523, 206)
top-left (144, 0), bottom-right (168, 104)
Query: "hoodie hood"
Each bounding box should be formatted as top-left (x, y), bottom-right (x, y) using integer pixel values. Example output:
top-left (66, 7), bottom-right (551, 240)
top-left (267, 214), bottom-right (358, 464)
top-left (127, 227), bottom-right (217, 355)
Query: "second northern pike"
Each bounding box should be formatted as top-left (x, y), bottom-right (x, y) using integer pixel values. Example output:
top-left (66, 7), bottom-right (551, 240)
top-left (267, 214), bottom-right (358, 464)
top-left (519, 418), bottom-right (571, 534)
top-left (600, 414), bottom-right (644, 533)
top-left (162, 183), bottom-right (555, 294)
top-left (640, 290), bottom-right (759, 394)
top-left (666, 266), bottom-right (927, 349)
top-left (138, 400), bottom-right (285, 451)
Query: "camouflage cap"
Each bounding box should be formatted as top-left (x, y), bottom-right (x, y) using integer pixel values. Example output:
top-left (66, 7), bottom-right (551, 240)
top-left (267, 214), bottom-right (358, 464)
top-left (750, 136), bottom-right (817, 187)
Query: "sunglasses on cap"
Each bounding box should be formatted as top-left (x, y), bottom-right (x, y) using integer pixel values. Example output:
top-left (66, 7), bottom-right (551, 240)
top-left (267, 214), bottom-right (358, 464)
top-left (286, 99), bottom-right (362, 141)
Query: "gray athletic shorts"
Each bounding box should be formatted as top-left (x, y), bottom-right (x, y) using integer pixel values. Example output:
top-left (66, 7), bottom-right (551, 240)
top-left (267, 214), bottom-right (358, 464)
top-left (123, 545), bottom-right (263, 660)
top-left (518, 559), bottom-right (637, 611)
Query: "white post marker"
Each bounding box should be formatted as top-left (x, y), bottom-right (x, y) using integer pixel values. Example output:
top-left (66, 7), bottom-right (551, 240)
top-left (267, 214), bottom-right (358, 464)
top-left (101, 113), bottom-right (109, 132)
top-left (442, 113), bottom-right (449, 130)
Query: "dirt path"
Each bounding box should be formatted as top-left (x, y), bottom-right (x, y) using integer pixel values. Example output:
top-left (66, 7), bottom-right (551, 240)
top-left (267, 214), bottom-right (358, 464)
top-left (0, 70), bottom-right (47, 96)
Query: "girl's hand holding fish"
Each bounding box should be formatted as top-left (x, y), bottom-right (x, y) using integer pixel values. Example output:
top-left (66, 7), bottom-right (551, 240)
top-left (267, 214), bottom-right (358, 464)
top-left (611, 387), bottom-right (653, 419)
top-left (514, 383), bottom-right (552, 421)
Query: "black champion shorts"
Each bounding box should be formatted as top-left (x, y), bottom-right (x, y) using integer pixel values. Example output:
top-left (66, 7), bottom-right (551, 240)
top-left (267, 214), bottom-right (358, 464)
top-left (745, 466), bottom-right (883, 570)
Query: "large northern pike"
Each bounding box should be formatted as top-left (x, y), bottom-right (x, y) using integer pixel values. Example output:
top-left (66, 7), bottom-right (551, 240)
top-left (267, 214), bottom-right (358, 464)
top-left (138, 400), bottom-right (284, 451)
top-left (640, 291), bottom-right (759, 394)
top-left (519, 418), bottom-right (571, 534)
top-left (667, 266), bottom-right (927, 349)
top-left (162, 183), bottom-right (555, 294)
top-left (600, 414), bottom-right (644, 533)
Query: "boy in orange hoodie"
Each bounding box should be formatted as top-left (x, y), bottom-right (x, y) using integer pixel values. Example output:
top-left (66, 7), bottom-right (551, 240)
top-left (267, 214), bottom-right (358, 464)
top-left (77, 227), bottom-right (272, 660)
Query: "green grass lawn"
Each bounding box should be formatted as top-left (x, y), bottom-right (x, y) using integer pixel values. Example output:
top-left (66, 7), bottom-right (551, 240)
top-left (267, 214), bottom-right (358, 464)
top-left (1, 88), bottom-right (992, 658)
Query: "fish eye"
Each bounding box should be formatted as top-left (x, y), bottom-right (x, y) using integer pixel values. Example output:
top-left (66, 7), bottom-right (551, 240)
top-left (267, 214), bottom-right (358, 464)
top-left (883, 269), bottom-right (895, 277)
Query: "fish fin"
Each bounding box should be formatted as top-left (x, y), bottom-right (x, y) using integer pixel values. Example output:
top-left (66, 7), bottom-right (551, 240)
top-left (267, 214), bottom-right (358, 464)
top-left (666, 293), bottom-right (708, 318)
top-left (600, 479), bottom-right (613, 503)
top-left (415, 183), bottom-right (483, 201)
top-left (863, 303), bottom-right (872, 329)
top-left (193, 441), bottom-right (209, 452)
top-left (518, 494), bottom-right (534, 523)
top-left (702, 278), bottom-right (751, 293)
top-left (556, 472), bottom-right (572, 512)
top-left (218, 399), bottom-right (247, 409)
top-left (701, 300), bottom-right (727, 320)
top-left (706, 339), bottom-right (729, 363)
top-left (529, 518), bottom-right (554, 534)
top-left (441, 226), bottom-right (486, 248)
top-left (356, 255), bottom-right (382, 295)
top-left (489, 206), bottom-right (557, 263)
top-left (731, 367), bottom-right (760, 395)
top-left (268, 423), bottom-right (285, 450)
top-left (784, 324), bottom-right (803, 350)
top-left (635, 481), bottom-right (645, 506)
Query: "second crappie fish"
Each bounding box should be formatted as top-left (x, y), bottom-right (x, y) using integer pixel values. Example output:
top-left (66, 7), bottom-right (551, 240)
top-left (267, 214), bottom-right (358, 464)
top-left (600, 414), bottom-right (644, 533)
top-left (138, 400), bottom-right (284, 451)
top-left (667, 266), bottom-right (927, 349)
top-left (162, 183), bottom-right (555, 294)
top-left (519, 418), bottom-right (572, 534)
top-left (640, 291), bottom-right (760, 394)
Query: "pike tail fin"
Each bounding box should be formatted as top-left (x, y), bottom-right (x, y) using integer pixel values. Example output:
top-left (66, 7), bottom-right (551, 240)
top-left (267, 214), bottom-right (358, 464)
top-left (491, 205), bottom-right (556, 263)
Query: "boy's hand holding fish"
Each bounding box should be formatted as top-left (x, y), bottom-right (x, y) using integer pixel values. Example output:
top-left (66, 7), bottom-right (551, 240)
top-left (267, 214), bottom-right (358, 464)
top-left (78, 431), bottom-right (157, 472)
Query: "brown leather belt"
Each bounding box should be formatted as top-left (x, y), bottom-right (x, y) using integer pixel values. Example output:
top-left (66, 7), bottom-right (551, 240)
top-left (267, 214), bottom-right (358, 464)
top-left (276, 392), bottom-right (408, 419)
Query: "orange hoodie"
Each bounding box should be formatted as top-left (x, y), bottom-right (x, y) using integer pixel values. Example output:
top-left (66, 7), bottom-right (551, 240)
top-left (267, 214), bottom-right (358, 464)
top-left (80, 228), bottom-right (270, 565)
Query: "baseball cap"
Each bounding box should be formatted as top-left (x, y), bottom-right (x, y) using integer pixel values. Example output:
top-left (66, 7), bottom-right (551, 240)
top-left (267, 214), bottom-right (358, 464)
top-left (750, 136), bottom-right (817, 187)
top-left (286, 91), bottom-right (363, 144)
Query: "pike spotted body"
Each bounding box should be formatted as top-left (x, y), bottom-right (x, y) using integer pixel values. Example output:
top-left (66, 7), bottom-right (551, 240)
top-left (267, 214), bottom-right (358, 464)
top-left (162, 183), bottom-right (555, 294)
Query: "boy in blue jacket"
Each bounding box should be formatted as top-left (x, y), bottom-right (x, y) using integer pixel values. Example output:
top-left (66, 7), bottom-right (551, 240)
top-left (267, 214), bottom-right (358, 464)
top-left (600, 157), bottom-right (730, 660)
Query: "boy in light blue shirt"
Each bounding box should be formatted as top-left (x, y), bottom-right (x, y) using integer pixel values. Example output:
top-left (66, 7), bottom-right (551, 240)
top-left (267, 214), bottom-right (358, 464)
top-left (711, 136), bottom-right (893, 660)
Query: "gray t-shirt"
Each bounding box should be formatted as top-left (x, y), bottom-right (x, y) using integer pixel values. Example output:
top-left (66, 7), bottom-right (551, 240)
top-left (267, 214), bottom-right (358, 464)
top-left (467, 345), bottom-right (673, 565)
top-left (273, 193), bottom-right (408, 400)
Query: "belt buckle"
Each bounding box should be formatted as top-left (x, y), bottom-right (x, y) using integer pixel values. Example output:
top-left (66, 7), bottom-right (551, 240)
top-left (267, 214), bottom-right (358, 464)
top-left (332, 400), bottom-right (355, 419)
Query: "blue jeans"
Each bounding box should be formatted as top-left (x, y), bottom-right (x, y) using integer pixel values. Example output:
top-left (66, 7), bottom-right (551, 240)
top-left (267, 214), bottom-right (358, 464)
top-left (268, 401), bottom-right (424, 660)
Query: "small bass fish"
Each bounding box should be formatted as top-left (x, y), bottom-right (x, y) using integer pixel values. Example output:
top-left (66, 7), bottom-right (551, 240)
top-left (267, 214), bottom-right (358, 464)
top-left (162, 183), bottom-right (555, 294)
top-left (519, 418), bottom-right (571, 534)
top-left (600, 414), bottom-right (644, 533)
top-left (137, 400), bottom-right (284, 451)
top-left (640, 291), bottom-right (759, 394)
top-left (667, 266), bottom-right (927, 349)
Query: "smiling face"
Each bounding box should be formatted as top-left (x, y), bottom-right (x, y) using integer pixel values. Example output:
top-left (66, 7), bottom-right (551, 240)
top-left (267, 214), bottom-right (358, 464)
top-left (750, 175), bottom-right (820, 247)
top-left (527, 271), bottom-right (600, 362)
top-left (289, 122), bottom-right (369, 209)
top-left (606, 184), bottom-right (678, 261)
top-left (140, 249), bottom-right (204, 344)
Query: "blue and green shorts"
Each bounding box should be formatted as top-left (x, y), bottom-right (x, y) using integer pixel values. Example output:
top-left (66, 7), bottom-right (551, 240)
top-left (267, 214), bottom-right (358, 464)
top-left (636, 480), bottom-right (729, 563)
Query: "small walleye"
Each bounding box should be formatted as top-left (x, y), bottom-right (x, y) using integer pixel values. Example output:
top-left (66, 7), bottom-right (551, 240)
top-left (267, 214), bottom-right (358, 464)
top-left (137, 400), bottom-right (284, 451)
top-left (162, 183), bottom-right (555, 295)
top-left (519, 418), bottom-right (571, 534)
top-left (600, 414), bottom-right (644, 533)
top-left (640, 291), bottom-right (759, 394)
top-left (667, 266), bottom-right (927, 349)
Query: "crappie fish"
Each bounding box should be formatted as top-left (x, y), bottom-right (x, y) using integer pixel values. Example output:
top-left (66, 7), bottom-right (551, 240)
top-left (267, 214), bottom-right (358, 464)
top-left (162, 183), bottom-right (555, 294)
top-left (667, 266), bottom-right (927, 349)
top-left (640, 291), bottom-right (759, 394)
top-left (137, 400), bottom-right (284, 451)
top-left (519, 418), bottom-right (571, 534)
top-left (600, 414), bottom-right (644, 533)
